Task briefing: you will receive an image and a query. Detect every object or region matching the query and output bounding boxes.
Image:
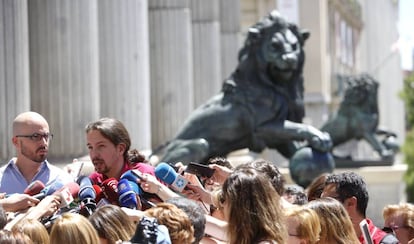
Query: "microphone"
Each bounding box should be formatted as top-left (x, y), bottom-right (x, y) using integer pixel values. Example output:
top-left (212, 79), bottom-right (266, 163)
top-left (33, 181), bottom-right (64, 200)
top-left (120, 170), bottom-right (143, 183)
top-left (24, 180), bottom-right (45, 196)
top-left (155, 162), bottom-right (189, 192)
top-left (118, 179), bottom-right (141, 209)
top-left (101, 178), bottom-right (119, 205)
top-left (77, 176), bottom-right (97, 216)
top-left (93, 185), bottom-right (103, 202)
top-left (53, 182), bottom-right (80, 208)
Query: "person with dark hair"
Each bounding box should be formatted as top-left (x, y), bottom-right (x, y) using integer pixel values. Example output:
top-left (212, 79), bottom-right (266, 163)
top-left (0, 206), bottom-right (7, 229)
top-left (89, 204), bottom-right (136, 243)
top-left (85, 117), bottom-right (155, 184)
top-left (321, 171), bottom-right (399, 244)
top-left (305, 173), bottom-right (328, 202)
top-left (218, 167), bottom-right (287, 244)
top-left (166, 197), bottom-right (206, 244)
top-left (242, 159), bottom-right (285, 196)
top-left (236, 159), bottom-right (292, 208)
top-left (283, 185), bottom-right (308, 205)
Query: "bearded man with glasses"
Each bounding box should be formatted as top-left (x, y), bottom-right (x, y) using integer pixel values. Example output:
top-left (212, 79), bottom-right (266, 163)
top-left (0, 111), bottom-right (73, 197)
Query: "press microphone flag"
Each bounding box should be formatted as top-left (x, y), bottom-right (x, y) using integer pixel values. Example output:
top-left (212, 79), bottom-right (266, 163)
top-left (154, 162), bottom-right (188, 192)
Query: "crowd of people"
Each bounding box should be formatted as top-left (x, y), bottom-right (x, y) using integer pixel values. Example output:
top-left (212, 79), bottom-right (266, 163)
top-left (0, 111), bottom-right (413, 244)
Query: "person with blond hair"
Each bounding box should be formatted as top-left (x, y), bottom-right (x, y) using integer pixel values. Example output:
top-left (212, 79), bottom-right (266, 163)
top-left (49, 212), bottom-right (100, 244)
top-left (285, 206), bottom-right (321, 244)
top-left (305, 197), bottom-right (359, 244)
top-left (12, 218), bottom-right (50, 244)
top-left (145, 202), bottom-right (195, 244)
top-left (321, 171), bottom-right (398, 244)
top-left (383, 202), bottom-right (414, 244)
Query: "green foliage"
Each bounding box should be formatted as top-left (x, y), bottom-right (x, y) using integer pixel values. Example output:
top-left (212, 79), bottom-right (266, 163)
top-left (401, 74), bottom-right (414, 202)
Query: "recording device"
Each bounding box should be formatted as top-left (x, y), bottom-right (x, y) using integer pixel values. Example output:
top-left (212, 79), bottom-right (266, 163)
top-left (118, 179), bottom-right (140, 209)
top-left (130, 216), bottom-right (159, 244)
top-left (77, 176), bottom-right (97, 216)
top-left (24, 180), bottom-right (46, 196)
top-left (359, 219), bottom-right (373, 244)
top-left (33, 181), bottom-right (64, 200)
top-left (155, 162), bottom-right (189, 192)
top-left (101, 178), bottom-right (119, 205)
top-left (185, 162), bottom-right (215, 178)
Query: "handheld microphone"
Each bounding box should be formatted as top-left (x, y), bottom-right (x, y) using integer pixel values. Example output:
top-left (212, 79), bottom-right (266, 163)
top-left (120, 170), bottom-right (143, 183)
top-left (155, 162), bottom-right (189, 192)
top-left (118, 179), bottom-right (141, 209)
top-left (53, 182), bottom-right (80, 208)
top-left (24, 180), bottom-right (46, 196)
top-left (93, 185), bottom-right (104, 202)
top-left (33, 181), bottom-right (64, 200)
top-left (77, 176), bottom-right (97, 216)
top-left (101, 178), bottom-right (119, 205)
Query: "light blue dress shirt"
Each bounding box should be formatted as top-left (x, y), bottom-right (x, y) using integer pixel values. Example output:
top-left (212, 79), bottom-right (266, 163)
top-left (0, 158), bottom-right (74, 194)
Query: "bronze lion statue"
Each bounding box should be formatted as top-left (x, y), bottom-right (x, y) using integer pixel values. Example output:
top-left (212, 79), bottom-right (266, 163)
top-left (321, 74), bottom-right (399, 160)
top-left (152, 10), bottom-right (332, 165)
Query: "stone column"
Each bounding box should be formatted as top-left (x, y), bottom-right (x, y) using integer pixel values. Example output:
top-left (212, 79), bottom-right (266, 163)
top-left (0, 0), bottom-right (30, 161)
top-left (190, 0), bottom-right (222, 107)
top-left (28, 0), bottom-right (100, 158)
top-left (219, 0), bottom-right (241, 79)
top-left (149, 0), bottom-right (194, 148)
top-left (97, 0), bottom-right (151, 151)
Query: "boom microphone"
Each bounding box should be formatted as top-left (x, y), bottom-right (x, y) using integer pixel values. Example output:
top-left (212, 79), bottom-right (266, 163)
top-left (155, 162), bottom-right (189, 192)
top-left (24, 180), bottom-right (45, 196)
top-left (101, 178), bottom-right (119, 205)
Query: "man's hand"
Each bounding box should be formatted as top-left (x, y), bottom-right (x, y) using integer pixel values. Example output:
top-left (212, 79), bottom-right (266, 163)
top-left (206, 164), bottom-right (232, 185)
top-left (0, 194), bottom-right (39, 212)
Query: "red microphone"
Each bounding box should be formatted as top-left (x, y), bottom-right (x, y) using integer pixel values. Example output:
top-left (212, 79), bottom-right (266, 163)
top-left (24, 180), bottom-right (45, 196)
top-left (101, 178), bottom-right (119, 205)
top-left (93, 185), bottom-right (104, 202)
top-left (53, 182), bottom-right (80, 208)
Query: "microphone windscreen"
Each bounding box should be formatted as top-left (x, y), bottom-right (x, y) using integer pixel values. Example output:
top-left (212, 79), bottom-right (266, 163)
top-left (101, 178), bottom-right (119, 205)
top-left (24, 180), bottom-right (45, 196)
top-left (34, 181), bottom-right (64, 199)
top-left (120, 170), bottom-right (139, 183)
top-left (77, 176), bottom-right (96, 200)
top-left (154, 162), bottom-right (178, 185)
top-left (118, 179), bottom-right (139, 209)
top-left (54, 182), bottom-right (80, 208)
top-left (93, 185), bottom-right (103, 202)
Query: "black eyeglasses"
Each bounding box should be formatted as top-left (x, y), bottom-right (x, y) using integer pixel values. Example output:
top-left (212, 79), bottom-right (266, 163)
top-left (16, 133), bottom-right (53, 141)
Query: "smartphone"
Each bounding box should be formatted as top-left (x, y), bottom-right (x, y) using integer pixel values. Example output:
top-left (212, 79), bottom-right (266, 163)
top-left (185, 162), bottom-right (215, 178)
top-left (359, 219), bottom-right (373, 244)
